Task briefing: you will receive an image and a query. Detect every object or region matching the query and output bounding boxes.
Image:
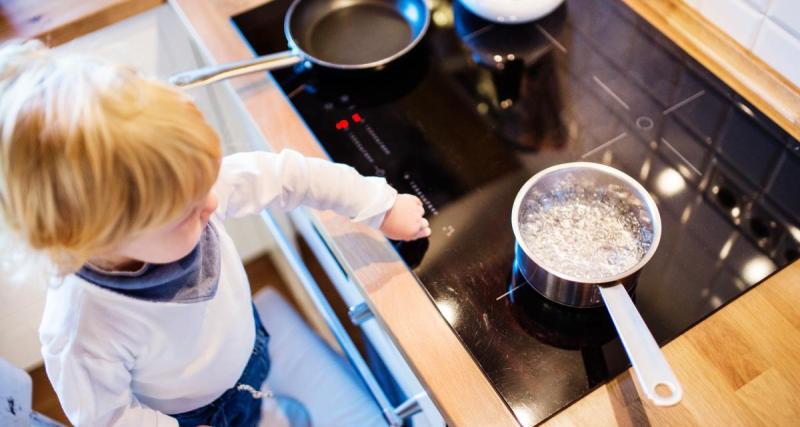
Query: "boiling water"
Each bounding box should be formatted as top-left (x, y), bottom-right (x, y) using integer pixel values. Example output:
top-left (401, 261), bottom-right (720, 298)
top-left (519, 182), bottom-right (652, 280)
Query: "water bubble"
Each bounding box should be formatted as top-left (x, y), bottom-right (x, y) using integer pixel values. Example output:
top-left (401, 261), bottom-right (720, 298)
top-left (519, 182), bottom-right (652, 280)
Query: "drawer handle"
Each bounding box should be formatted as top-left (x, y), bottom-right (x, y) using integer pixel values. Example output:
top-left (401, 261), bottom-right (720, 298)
top-left (395, 392), bottom-right (425, 419)
top-left (348, 302), bottom-right (374, 326)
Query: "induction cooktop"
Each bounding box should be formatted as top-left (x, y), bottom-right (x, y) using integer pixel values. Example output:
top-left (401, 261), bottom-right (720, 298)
top-left (233, 0), bottom-right (800, 424)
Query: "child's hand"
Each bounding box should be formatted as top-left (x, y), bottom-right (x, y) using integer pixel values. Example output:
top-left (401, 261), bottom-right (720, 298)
top-left (380, 194), bottom-right (431, 241)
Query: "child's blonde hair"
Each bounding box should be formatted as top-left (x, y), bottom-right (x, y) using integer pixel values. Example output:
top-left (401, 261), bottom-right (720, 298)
top-left (0, 40), bottom-right (221, 274)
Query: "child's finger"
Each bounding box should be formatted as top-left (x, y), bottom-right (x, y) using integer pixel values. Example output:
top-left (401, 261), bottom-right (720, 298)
top-left (414, 227), bottom-right (431, 239)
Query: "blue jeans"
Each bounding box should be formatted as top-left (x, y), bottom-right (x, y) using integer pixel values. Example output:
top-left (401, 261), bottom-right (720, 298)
top-left (171, 306), bottom-right (271, 427)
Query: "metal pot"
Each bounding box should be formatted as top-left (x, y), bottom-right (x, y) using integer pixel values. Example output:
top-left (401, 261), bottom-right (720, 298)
top-left (511, 162), bottom-right (683, 407)
top-left (458, 0), bottom-right (565, 24)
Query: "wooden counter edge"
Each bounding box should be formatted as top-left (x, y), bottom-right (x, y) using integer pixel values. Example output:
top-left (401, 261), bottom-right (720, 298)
top-left (622, 0), bottom-right (800, 141)
top-left (0, 0), bottom-right (164, 46)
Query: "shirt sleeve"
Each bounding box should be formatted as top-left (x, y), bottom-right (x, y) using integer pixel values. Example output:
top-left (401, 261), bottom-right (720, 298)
top-left (212, 149), bottom-right (398, 228)
top-left (41, 338), bottom-right (179, 427)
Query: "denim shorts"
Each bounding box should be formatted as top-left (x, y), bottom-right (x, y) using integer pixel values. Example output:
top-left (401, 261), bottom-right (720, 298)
top-left (170, 306), bottom-right (271, 427)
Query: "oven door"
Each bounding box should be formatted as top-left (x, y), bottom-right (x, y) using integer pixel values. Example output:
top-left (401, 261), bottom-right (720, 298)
top-left (261, 208), bottom-right (445, 427)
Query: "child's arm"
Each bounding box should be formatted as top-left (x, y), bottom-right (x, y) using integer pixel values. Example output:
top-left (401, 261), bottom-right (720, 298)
top-left (40, 347), bottom-right (179, 426)
top-left (213, 149), bottom-right (430, 240)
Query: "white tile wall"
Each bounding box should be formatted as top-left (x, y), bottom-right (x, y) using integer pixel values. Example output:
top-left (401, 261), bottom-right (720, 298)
top-left (753, 19), bottom-right (800, 86)
top-left (768, 0), bottom-right (800, 39)
top-left (744, 0), bottom-right (771, 13)
top-left (683, 0), bottom-right (800, 88)
top-left (698, 0), bottom-right (765, 48)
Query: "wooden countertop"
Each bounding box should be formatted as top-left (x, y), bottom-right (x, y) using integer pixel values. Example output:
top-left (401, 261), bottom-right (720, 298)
top-left (7, 0), bottom-right (799, 425)
top-left (0, 0), bottom-right (162, 46)
top-left (542, 262), bottom-right (800, 426)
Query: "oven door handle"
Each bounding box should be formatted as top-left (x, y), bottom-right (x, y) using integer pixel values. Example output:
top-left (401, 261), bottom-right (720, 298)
top-left (259, 210), bottom-right (404, 426)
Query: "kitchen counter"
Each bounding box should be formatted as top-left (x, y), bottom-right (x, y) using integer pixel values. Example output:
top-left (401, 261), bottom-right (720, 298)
top-left (0, 0), bottom-right (162, 46)
top-left (166, 0), bottom-right (800, 425)
top-left (4, 0), bottom-right (798, 425)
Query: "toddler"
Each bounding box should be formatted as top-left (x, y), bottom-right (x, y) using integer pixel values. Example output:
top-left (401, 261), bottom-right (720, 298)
top-left (0, 40), bottom-right (430, 426)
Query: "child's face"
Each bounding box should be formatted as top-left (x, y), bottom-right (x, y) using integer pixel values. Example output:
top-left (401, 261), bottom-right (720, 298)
top-left (102, 191), bottom-right (219, 266)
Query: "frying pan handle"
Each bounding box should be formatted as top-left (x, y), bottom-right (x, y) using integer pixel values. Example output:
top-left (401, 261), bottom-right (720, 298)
top-left (169, 51), bottom-right (303, 89)
top-left (598, 284), bottom-right (683, 406)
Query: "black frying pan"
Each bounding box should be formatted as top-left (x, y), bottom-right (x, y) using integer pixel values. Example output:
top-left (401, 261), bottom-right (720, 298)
top-left (170, 0), bottom-right (430, 89)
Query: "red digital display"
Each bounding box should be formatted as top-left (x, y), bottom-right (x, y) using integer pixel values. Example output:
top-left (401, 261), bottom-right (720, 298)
top-left (335, 119), bottom-right (349, 130)
top-left (351, 113), bottom-right (363, 123)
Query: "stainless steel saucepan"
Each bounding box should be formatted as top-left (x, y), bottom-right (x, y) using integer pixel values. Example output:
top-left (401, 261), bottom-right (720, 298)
top-left (511, 162), bottom-right (683, 406)
top-left (169, 0), bottom-right (430, 89)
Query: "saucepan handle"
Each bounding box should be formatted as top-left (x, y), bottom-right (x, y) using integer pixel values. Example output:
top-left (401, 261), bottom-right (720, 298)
top-left (598, 284), bottom-right (683, 406)
top-left (169, 50), bottom-right (303, 89)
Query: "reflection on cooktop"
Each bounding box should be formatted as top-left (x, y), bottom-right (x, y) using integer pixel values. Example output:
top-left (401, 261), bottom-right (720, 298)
top-left (233, 0), bottom-right (800, 424)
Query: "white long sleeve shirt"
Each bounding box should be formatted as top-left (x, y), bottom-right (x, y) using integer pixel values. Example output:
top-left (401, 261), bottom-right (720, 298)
top-left (39, 150), bottom-right (397, 426)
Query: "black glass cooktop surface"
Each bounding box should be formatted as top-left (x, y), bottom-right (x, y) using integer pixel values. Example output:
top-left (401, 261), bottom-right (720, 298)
top-left (233, 0), bottom-right (800, 425)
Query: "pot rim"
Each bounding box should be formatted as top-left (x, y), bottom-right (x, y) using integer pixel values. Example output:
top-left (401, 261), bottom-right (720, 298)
top-left (511, 162), bottom-right (662, 284)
